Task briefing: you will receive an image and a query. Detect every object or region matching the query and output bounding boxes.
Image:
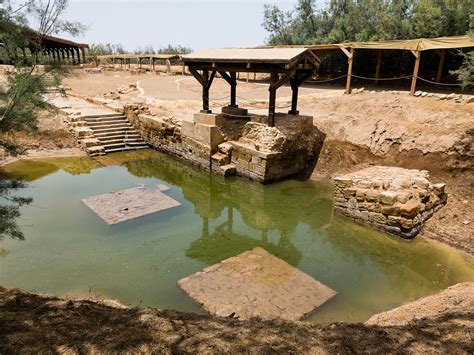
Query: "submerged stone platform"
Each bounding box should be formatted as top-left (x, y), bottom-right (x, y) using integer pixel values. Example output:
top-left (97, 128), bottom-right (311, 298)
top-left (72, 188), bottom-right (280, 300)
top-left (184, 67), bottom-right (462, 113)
top-left (178, 247), bottom-right (337, 321)
top-left (82, 185), bottom-right (180, 224)
top-left (333, 166), bottom-right (447, 238)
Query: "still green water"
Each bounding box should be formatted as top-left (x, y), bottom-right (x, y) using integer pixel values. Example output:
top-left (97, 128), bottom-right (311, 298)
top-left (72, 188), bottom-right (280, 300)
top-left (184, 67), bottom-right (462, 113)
top-left (1, 150), bottom-right (473, 323)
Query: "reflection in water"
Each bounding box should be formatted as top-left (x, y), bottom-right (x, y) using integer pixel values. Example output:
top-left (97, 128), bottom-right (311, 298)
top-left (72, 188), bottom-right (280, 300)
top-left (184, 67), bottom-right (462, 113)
top-left (1, 150), bottom-right (473, 323)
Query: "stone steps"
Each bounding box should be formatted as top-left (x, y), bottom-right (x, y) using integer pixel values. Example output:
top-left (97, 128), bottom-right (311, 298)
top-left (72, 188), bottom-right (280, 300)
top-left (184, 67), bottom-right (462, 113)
top-left (76, 113), bottom-right (148, 156)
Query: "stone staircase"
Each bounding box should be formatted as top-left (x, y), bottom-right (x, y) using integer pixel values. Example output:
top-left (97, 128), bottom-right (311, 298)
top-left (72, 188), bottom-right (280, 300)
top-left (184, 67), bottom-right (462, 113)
top-left (211, 142), bottom-right (236, 176)
top-left (78, 113), bottom-right (149, 156)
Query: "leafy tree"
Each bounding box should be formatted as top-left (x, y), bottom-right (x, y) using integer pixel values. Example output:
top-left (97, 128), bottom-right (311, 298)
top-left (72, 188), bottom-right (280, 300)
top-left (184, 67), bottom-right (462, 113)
top-left (262, 0), bottom-right (472, 45)
top-left (450, 50), bottom-right (474, 89)
top-left (0, 0), bottom-right (84, 240)
top-left (157, 44), bottom-right (192, 55)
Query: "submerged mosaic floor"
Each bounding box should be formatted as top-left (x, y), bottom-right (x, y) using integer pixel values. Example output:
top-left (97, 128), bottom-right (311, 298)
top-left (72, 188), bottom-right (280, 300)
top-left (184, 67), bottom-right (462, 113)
top-left (82, 184), bottom-right (181, 224)
top-left (178, 247), bottom-right (337, 321)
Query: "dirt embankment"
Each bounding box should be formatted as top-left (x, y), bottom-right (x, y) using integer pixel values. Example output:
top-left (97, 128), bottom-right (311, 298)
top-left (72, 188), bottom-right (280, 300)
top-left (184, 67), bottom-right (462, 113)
top-left (0, 108), bottom-right (84, 166)
top-left (0, 284), bottom-right (473, 354)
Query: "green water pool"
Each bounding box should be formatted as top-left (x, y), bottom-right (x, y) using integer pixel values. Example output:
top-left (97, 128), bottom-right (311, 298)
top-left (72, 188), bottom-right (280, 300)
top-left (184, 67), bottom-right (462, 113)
top-left (1, 149), bottom-right (473, 323)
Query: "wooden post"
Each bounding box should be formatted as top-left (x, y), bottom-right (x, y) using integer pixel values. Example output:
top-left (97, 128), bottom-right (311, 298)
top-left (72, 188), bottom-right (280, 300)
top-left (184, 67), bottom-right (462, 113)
top-left (182, 63), bottom-right (185, 75)
top-left (268, 72), bottom-right (278, 127)
top-left (166, 59), bottom-right (171, 74)
top-left (436, 49), bottom-right (445, 84)
top-left (246, 72), bottom-right (249, 83)
top-left (81, 48), bottom-right (86, 63)
top-left (410, 50), bottom-right (421, 96)
top-left (341, 47), bottom-right (354, 94)
top-left (230, 72), bottom-right (237, 107)
top-left (75, 47), bottom-right (81, 64)
top-left (289, 79), bottom-right (299, 115)
top-left (375, 49), bottom-right (382, 85)
top-left (254, 72), bottom-right (256, 81)
top-left (202, 70), bottom-right (210, 113)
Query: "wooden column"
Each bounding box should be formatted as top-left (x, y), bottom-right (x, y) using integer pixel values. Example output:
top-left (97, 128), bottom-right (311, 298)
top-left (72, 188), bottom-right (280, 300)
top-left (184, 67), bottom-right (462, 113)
top-left (375, 49), bottom-right (382, 85)
top-left (230, 72), bottom-right (237, 107)
top-left (410, 50), bottom-right (421, 96)
top-left (289, 79), bottom-right (299, 115)
top-left (166, 59), bottom-right (171, 74)
top-left (341, 47), bottom-right (355, 94)
top-left (81, 48), bottom-right (86, 63)
top-left (268, 72), bottom-right (278, 127)
top-left (436, 49), bottom-right (445, 84)
top-left (75, 47), bottom-right (81, 64)
top-left (202, 70), bottom-right (211, 112)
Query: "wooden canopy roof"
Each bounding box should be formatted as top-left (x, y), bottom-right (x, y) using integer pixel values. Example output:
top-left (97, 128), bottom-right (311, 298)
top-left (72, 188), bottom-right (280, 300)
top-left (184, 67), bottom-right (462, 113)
top-left (182, 47), bottom-right (320, 74)
top-left (182, 48), bottom-right (308, 64)
top-left (97, 54), bottom-right (180, 60)
top-left (26, 32), bottom-right (89, 49)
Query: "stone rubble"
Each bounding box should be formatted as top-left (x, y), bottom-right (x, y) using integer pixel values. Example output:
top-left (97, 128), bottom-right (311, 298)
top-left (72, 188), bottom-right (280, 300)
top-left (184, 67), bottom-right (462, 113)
top-left (333, 166), bottom-right (447, 238)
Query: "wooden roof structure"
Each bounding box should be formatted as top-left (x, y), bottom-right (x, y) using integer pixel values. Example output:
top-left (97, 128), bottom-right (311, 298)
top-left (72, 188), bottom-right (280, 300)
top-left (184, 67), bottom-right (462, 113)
top-left (273, 35), bottom-right (473, 95)
top-left (97, 54), bottom-right (180, 60)
top-left (182, 48), bottom-right (320, 126)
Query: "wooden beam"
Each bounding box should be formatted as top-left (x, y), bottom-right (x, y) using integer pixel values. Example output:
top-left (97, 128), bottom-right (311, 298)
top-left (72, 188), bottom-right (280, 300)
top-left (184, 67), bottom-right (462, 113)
top-left (340, 47), bottom-right (353, 59)
top-left (436, 49), bottom-right (445, 84)
top-left (375, 49), bottom-right (382, 85)
top-left (269, 69), bottom-right (295, 91)
top-left (410, 50), bottom-right (421, 96)
top-left (345, 48), bottom-right (354, 94)
top-left (188, 67), bottom-right (205, 87)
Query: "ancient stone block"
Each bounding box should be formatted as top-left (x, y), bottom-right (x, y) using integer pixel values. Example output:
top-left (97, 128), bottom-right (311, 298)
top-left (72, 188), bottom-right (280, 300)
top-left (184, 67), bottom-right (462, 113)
top-left (355, 188), bottom-right (367, 201)
top-left (193, 112), bottom-right (225, 126)
top-left (332, 166), bottom-right (447, 239)
top-left (178, 247), bottom-right (337, 321)
top-left (221, 106), bottom-right (248, 117)
top-left (218, 142), bottom-right (233, 155)
top-left (400, 200), bottom-right (420, 218)
top-left (82, 185), bottom-right (180, 224)
top-left (379, 191), bottom-right (398, 205)
top-left (365, 189), bottom-right (379, 202)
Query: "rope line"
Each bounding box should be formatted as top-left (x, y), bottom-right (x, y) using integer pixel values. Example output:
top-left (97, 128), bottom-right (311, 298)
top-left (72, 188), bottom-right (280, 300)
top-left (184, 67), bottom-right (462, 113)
top-left (307, 74), bottom-right (348, 83)
top-left (416, 76), bottom-right (462, 86)
top-left (351, 74), bottom-right (413, 81)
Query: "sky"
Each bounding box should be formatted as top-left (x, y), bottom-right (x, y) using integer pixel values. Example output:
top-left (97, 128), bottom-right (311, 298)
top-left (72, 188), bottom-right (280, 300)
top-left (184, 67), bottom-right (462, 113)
top-left (57, 0), bottom-right (296, 51)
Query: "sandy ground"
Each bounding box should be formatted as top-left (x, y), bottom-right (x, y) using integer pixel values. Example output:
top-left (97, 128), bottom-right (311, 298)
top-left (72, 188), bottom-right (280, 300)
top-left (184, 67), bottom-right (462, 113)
top-left (1, 284), bottom-right (472, 354)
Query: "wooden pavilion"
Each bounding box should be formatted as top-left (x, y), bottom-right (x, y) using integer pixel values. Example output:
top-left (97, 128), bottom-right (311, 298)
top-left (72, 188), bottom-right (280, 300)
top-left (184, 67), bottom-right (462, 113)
top-left (277, 35), bottom-right (473, 95)
top-left (26, 32), bottom-right (89, 64)
top-left (182, 48), bottom-right (320, 126)
top-left (97, 54), bottom-right (181, 73)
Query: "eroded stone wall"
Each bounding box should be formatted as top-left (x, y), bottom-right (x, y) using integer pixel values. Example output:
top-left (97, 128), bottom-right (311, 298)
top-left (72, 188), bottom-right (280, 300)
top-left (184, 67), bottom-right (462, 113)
top-left (333, 166), bottom-right (447, 238)
top-left (125, 105), bottom-right (325, 184)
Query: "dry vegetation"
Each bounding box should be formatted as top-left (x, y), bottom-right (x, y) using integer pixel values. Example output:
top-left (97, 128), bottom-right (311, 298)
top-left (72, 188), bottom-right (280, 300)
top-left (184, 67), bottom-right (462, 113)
top-left (1, 285), bottom-right (473, 354)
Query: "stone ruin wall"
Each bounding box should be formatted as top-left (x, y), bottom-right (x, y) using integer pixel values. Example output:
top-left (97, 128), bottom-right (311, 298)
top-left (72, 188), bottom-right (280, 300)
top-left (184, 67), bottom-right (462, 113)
top-left (333, 166), bottom-right (447, 238)
top-left (124, 105), bottom-right (325, 184)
